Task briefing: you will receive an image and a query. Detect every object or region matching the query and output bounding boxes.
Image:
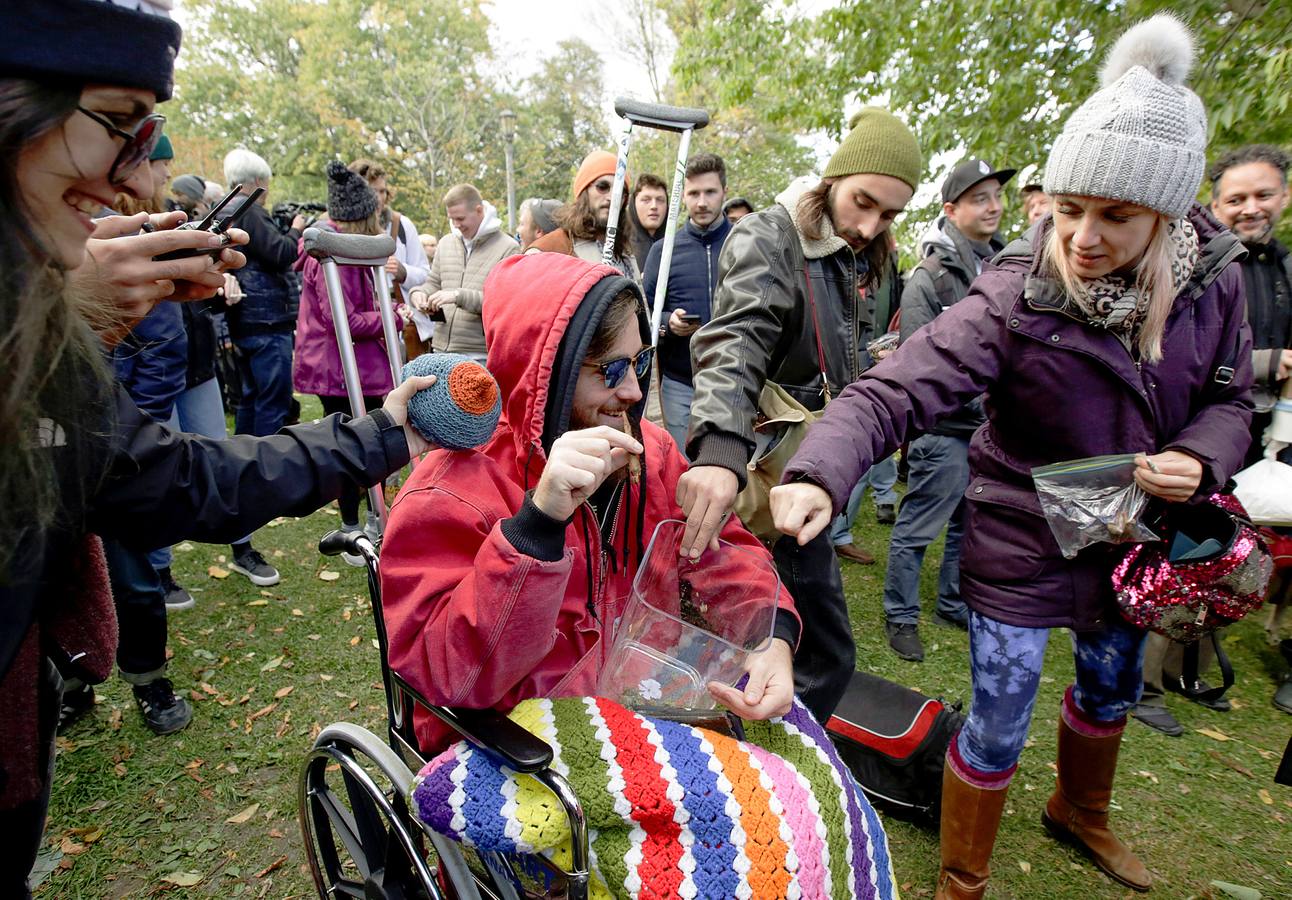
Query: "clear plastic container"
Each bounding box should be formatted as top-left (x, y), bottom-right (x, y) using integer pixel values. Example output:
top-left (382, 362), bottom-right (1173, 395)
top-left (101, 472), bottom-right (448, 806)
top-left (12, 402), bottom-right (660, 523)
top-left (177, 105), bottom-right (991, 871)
top-left (597, 519), bottom-right (781, 713)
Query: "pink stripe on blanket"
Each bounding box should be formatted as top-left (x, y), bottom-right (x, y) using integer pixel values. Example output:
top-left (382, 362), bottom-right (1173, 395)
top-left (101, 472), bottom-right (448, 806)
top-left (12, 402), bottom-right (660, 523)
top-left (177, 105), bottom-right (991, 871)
top-left (746, 744), bottom-right (829, 898)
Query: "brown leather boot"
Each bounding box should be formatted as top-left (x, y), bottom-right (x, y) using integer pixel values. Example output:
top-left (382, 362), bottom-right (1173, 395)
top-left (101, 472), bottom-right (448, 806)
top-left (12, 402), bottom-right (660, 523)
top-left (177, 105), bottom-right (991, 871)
top-left (1043, 715), bottom-right (1152, 891)
top-left (936, 763), bottom-right (1008, 899)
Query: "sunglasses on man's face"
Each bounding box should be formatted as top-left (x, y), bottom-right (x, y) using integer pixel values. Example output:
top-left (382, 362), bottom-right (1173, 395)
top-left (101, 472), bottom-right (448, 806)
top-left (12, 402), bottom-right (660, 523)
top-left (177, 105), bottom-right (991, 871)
top-left (586, 345), bottom-right (654, 389)
top-left (591, 179), bottom-right (614, 194)
top-left (77, 107), bottom-right (167, 186)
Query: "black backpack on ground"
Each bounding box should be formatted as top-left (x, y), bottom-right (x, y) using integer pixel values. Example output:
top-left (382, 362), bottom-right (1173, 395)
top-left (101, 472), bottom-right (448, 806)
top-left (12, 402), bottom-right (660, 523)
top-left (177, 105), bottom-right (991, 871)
top-left (826, 670), bottom-right (964, 823)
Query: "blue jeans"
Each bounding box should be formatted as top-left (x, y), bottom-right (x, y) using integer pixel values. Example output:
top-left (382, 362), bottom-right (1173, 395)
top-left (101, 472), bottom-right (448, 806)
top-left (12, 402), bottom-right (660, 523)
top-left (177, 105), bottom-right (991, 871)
top-left (233, 331), bottom-right (294, 437)
top-left (103, 538), bottom-right (168, 678)
top-left (659, 375), bottom-right (694, 454)
top-left (881, 433), bottom-right (969, 624)
top-left (957, 612), bottom-right (1146, 774)
top-left (830, 453), bottom-right (898, 546)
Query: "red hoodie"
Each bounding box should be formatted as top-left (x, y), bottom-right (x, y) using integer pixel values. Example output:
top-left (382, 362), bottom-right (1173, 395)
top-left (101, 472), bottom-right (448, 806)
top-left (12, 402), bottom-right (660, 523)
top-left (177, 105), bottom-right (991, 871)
top-left (381, 253), bottom-right (797, 752)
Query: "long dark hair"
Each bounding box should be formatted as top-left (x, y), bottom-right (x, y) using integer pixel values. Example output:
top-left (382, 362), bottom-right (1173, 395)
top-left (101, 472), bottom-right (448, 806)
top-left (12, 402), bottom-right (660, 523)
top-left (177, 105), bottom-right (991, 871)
top-left (0, 78), bottom-right (115, 567)
top-left (797, 178), bottom-right (891, 291)
top-left (555, 189), bottom-right (633, 261)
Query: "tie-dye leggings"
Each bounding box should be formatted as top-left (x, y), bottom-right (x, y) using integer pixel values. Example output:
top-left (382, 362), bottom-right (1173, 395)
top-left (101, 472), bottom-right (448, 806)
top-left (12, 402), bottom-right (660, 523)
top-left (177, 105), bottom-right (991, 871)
top-left (949, 610), bottom-right (1147, 785)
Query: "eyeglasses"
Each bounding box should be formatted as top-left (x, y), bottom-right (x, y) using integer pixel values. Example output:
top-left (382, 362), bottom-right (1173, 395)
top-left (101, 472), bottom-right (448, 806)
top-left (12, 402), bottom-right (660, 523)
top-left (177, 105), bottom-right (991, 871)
top-left (585, 345), bottom-right (654, 389)
top-left (76, 107), bottom-right (167, 186)
top-left (591, 179), bottom-right (614, 194)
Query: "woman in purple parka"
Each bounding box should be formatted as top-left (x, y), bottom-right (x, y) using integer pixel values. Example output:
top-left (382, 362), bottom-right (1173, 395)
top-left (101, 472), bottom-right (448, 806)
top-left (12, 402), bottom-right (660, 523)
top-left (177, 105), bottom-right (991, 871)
top-left (294, 161), bottom-right (404, 552)
top-left (771, 15), bottom-right (1252, 900)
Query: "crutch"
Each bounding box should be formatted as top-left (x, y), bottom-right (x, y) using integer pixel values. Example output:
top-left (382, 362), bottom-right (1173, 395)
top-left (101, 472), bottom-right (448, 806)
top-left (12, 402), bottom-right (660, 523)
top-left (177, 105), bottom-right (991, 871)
top-left (303, 227), bottom-right (401, 533)
top-left (602, 98), bottom-right (710, 345)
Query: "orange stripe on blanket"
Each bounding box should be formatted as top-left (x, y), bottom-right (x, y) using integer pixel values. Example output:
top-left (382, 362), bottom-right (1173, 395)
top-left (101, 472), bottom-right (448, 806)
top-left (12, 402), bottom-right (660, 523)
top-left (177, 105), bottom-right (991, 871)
top-left (708, 732), bottom-right (793, 898)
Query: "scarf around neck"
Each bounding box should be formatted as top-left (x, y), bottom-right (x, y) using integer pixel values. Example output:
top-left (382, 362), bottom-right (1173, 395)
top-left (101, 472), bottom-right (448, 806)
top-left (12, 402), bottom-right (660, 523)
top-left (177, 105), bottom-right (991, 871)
top-left (1066, 216), bottom-right (1199, 336)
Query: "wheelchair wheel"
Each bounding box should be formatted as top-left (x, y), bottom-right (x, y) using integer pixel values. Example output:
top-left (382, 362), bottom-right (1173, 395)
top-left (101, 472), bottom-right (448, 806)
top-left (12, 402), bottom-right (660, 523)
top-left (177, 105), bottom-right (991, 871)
top-left (299, 722), bottom-right (446, 900)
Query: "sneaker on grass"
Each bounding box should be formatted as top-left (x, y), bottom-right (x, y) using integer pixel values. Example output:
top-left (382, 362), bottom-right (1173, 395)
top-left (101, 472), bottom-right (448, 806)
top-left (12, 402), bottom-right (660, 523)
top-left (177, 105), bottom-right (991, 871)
top-left (58, 682), bottom-right (96, 733)
top-left (885, 620), bottom-right (925, 662)
top-left (158, 566), bottom-right (194, 611)
top-left (229, 547), bottom-right (281, 586)
top-left (132, 678), bottom-right (192, 735)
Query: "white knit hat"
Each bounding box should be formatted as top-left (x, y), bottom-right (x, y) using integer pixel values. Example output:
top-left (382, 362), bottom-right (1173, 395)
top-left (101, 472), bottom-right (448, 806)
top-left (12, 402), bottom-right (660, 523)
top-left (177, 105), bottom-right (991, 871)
top-left (1044, 14), bottom-right (1207, 218)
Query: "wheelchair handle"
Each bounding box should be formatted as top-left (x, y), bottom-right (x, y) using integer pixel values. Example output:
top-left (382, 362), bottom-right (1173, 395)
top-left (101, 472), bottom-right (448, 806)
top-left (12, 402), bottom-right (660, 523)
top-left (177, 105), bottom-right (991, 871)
top-left (318, 529), bottom-right (376, 560)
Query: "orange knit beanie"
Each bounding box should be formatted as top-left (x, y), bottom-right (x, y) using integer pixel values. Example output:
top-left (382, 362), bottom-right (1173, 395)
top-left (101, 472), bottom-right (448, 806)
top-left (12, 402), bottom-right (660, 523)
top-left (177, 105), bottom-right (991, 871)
top-left (572, 150), bottom-right (629, 199)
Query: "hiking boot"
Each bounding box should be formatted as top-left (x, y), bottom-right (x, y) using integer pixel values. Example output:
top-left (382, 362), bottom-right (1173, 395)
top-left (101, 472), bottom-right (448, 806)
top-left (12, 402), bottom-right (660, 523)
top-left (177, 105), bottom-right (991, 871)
top-left (1166, 676), bottom-right (1231, 711)
top-left (58, 682), bottom-right (96, 733)
top-left (229, 547), bottom-right (280, 586)
top-left (1129, 702), bottom-right (1183, 737)
top-left (886, 620), bottom-right (925, 662)
top-left (132, 678), bottom-right (192, 735)
top-left (932, 609), bottom-right (970, 631)
top-left (875, 503), bottom-right (897, 525)
top-left (158, 566), bottom-right (194, 611)
top-left (834, 543), bottom-right (876, 565)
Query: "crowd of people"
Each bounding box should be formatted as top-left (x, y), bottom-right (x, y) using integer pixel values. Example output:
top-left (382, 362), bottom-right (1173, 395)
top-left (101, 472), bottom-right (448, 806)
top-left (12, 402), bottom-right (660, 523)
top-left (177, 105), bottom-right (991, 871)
top-left (3, 1), bottom-right (1291, 898)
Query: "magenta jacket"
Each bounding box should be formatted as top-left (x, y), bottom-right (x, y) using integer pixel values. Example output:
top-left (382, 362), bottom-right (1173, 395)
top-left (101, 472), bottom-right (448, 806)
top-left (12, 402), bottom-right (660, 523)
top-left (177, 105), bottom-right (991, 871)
top-left (784, 205), bottom-right (1254, 631)
top-left (293, 222), bottom-right (399, 398)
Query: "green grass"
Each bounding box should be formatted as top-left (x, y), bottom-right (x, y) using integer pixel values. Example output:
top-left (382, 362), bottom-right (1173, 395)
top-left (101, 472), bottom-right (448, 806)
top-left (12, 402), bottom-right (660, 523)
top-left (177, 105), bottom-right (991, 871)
top-left (40, 414), bottom-right (1292, 897)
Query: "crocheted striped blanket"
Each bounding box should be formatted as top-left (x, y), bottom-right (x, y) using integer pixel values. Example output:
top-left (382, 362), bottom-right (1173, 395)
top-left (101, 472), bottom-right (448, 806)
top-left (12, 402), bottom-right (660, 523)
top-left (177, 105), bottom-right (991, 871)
top-left (411, 696), bottom-right (896, 899)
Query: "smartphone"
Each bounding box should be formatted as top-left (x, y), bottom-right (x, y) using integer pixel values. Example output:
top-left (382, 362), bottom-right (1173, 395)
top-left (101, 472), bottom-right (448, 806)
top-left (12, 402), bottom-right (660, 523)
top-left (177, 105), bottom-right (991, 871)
top-left (678, 313), bottom-right (702, 325)
top-left (152, 184), bottom-right (265, 262)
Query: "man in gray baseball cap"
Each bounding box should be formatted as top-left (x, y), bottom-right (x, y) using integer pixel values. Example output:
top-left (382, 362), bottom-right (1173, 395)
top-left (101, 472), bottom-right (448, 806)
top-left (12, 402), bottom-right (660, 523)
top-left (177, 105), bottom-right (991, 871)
top-left (880, 156), bottom-right (1015, 663)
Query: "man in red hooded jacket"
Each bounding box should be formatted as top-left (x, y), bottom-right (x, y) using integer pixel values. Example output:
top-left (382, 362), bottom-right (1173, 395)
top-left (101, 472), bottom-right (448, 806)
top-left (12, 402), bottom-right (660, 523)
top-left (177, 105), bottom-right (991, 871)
top-left (381, 253), bottom-right (799, 751)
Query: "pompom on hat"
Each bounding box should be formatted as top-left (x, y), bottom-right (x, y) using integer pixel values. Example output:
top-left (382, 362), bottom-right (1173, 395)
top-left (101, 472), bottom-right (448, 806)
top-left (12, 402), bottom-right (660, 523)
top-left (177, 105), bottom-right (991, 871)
top-left (1044, 14), bottom-right (1207, 218)
top-left (401, 354), bottom-right (501, 450)
top-left (326, 160), bottom-right (379, 223)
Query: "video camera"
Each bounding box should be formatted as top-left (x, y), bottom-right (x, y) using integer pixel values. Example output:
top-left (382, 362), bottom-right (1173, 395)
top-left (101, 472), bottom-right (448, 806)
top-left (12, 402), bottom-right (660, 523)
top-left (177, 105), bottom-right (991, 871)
top-left (271, 200), bottom-right (326, 234)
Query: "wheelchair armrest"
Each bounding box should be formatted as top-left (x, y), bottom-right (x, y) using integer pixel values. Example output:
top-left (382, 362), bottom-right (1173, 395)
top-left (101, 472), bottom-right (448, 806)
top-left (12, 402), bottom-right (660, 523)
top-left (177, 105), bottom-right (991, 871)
top-left (390, 671), bottom-right (554, 773)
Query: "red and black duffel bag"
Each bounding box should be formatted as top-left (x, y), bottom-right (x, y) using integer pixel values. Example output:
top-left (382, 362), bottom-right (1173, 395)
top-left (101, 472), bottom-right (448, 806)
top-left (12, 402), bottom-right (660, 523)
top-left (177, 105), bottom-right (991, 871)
top-left (826, 670), bottom-right (964, 822)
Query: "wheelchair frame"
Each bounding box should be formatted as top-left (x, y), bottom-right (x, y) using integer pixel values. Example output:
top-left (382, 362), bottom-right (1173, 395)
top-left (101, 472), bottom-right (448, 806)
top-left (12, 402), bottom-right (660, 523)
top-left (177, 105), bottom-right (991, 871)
top-left (298, 529), bottom-right (591, 900)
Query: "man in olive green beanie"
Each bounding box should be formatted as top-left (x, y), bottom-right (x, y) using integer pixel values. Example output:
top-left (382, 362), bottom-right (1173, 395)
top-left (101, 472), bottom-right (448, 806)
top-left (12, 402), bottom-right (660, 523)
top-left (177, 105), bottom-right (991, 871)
top-left (678, 107), bottom-right (922, 722)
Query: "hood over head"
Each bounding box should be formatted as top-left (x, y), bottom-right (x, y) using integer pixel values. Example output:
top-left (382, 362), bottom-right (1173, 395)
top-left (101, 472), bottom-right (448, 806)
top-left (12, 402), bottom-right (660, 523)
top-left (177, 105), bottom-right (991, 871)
top-left (482, 253), bottom-right (651, 470)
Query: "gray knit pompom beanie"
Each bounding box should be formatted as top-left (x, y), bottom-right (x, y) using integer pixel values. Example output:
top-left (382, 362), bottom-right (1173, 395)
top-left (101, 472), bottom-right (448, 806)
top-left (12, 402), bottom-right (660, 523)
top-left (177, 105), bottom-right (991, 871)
top-left (1044, 14), bottom-right (1207, 218)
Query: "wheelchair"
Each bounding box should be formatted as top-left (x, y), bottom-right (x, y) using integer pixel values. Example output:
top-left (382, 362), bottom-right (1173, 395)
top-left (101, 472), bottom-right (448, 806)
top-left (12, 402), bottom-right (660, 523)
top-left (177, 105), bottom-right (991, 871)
top-left (298, 529), bottom-right (591, 900)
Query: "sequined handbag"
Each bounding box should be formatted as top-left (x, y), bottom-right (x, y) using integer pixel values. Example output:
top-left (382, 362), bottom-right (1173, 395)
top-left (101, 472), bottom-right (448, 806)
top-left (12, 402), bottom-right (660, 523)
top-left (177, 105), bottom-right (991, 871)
top-left (1112, 493), bottom-right (1273, 642)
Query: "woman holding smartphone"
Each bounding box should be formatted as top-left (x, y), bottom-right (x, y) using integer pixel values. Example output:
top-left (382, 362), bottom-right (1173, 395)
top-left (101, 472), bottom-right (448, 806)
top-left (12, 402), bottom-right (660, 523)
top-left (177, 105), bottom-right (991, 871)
top-left (0, 3), bottom-right (432, 892)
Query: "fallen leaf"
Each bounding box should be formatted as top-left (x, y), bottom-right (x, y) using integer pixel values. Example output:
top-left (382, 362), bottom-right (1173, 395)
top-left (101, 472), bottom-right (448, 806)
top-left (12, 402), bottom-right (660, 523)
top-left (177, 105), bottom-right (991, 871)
top-left (260, 655), bottom-right (284, 672)
top-left (1196, 727), bottom-right (1231, 742)
top-left (161, 871), bottom-right (204, 887)
top-left (107, 707), bottom-right (122, 731)
top-left (319, 673), bottom-right (334, 682)
top-left (247, 703), bottom-right (278, 722)
top-left (342, 608), bottom-right (353, 621)
top-left (225, 803), bottom-right (259, 824)
top-left (259, 589), bottom-right (274, 597)
top-left (1210, 881), bottom-right (1262, 900)
top-left (200, 682), bottom-right (219, 695)
top-left (318, 570), bottom-right (341, 582)
top-left (113, 762), bottom-right (126, 777)
top-left (1017, 861), bottom-right (1031, 875)
top-left (184, 759), bottom-right (203, 770)
top-left (1259, 789), bottom-right (1274, 806)
top-left (60, 837), bottom-right (87, 856)
top-left (274, 686), bottom-right (294, 699)
top-left (371, 639), bottom-right (380, 649)
top-left (257, 855), bottom-right (288, 878)
top-left (1178, 784), bottom-right (1191, 795)
top-left (307, 634), bottom-right (321, 641)
top-left (272, 549), bottom-right (285, 558)
top-left (348, 700), bottom-right (359, 710)
top-left (207, 566), bottom-right (229, 579)
top-left (291, 608), bottom-right (304, 617)
top-left (349, 636), bottom-right (361, 646)
top-left (1207, 750), bottom-right (1254, 778)
top-left (176, 542), bottom-right (195, 552)
top-left (269, 828), bottom-right (285, 839)
top-left (247, 599), bottom-right (269, 607)
top-left (70, 826), bottom-right (103, 845)
top-left (1136, 770), bottom-right (1159, 784)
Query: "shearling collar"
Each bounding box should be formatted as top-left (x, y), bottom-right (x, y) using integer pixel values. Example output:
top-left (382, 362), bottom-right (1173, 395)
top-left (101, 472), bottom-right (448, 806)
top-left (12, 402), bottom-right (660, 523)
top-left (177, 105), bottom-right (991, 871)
top-left (775, 178), bottom-right (852, 260)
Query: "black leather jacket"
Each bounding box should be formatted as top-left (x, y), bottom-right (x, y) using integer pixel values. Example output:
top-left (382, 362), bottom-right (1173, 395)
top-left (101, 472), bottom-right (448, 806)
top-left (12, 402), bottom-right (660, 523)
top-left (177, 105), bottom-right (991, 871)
top-left (688, 201), bottom-right (871, 484)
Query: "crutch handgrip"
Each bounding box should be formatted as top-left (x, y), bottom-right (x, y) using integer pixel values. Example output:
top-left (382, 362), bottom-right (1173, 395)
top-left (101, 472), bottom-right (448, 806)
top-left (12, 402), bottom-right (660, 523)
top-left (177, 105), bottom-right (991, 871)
top-left (302, 227), bottom-right (396, 267)
top-left (613, 98), bottom-right (710, 132)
